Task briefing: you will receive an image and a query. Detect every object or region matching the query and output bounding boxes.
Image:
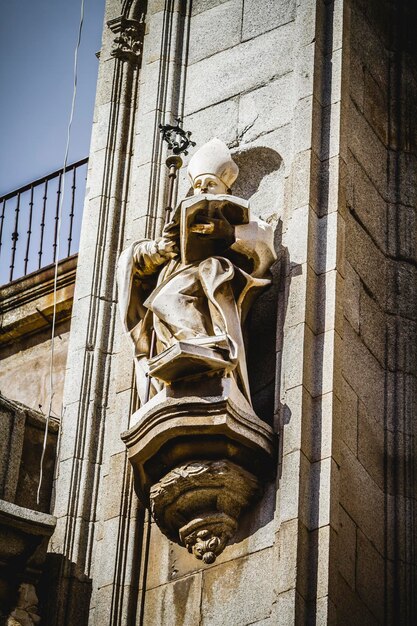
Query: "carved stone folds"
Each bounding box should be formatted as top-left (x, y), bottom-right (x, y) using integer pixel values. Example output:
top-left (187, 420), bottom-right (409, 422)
top-left (122, 375), bottom-right (275, 563)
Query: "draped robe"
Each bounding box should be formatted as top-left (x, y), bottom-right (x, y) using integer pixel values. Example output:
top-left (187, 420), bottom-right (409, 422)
top-left (117, 214), bottom-right (276, 405)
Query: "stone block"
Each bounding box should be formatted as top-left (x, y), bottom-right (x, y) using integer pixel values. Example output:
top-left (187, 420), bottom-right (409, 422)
top-left (242, 0), bottom-right (296, 41)
top-left (282, 322), bottom-right (313, 392)
top-left (337, 572), bottom-right (378, 626)
top-left (338, 505), bottom-right (356, 590)
top-left (387, 204), bottom-right (417, 263)
top-left (309, 269), bottom-right (344, 337)
top-left (313, 525), bottom-right (338, 601)
top-left (285, 266), bottom-right (308, 330)
top-left (359, 286), bottom-right (385, 367)
top-left (184, 23), bottom-right (294, 115)
top-left (344, 260), bottom-right (360, 333)
top-left (238, 72), bottom-right (294, 144)
top-left (364, 68), bottom-right (388, 146)
top-left (386, 260), bottom-right (417, 321)
top-left (188, 0), bottom-right (242, 65)
top-left (143, 573), bottom-right (203, 626)
top-left (102, 452), bottom-right (127, 521)
top-left (350, 7), bottom-right (388, 91)
top-left (281, 384), bottom-right (307, 457)
top-left (283, 205), bottom-right (310, 267)
top-left (90, 102), bottom-right (112, 154)
top-left (145, 521), bottom-right (199, 590)
top-left (276, 518), bottom-right (301, 593)
top-left (339, 443), bottom-right (384, 555)
top-left (349, 48), bottom-right (365, 112)
top-left (350, 154), bottom-right (387, 252)
top-left (296, 42), bottom-right (316, 103)
top-left (343, 321), bottom-right (384, 424)
top-left (288, 150), bottom-right (314, 213)
top-left (300, 455), bottom-right (339, 531)
top-left (279, 449), bottom-right (302, 523)
top-left (302, 392), bottom-right (339, 464)
top-left (348, 102), bottom-right (387, 200)
top-left (356, 529), bottom-right (384, 623)
top-left (398, 152), bottom-right (417, 208)
top-left (346, 212), bottom-right (386, 307)
top-left (201, 548), bottom-right (275, 625)
top-left (275, 588), bottom-right (307, 626)
top-left (310, 329), bottom-right (343, 399)
top-left (192, 0), bottom-right (229, 16)
top-left (341, 378), bottom-right (358, 454)
top-left (292, 95), bottom-right (315, 156)
top-left (143, 10), bottom-right (166, 64)
top-left (184, 97), bottom-right (239, 147)
top-left (308, 210), bottom-right (343, 277)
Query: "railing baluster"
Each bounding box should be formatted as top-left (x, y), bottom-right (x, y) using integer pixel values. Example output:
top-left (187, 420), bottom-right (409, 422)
top-left (68, 167), bottom-right (77, 257)
top-left (0, 157), bottom-right (88, 283)
top-left (53, 173), bottom-right (62, 263)
top-left (38, 179), bottom-right (48, 270)
top-left (0, 198), bottom-right (5, 261)
top-left (24, 186), bottom-right (35, 275)
top-left (9, 192), bottom-right (21, 282)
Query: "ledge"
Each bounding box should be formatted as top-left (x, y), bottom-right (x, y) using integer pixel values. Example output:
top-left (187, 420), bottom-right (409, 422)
top-left (0, 255), bottom-right (77, 346)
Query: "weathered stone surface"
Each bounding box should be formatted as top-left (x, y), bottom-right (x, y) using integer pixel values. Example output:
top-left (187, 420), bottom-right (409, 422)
top-left (242, 0), bottom-right (296, 41)
top-left (188, 0), bottom-right (242, 65)
top-left (340, 443), bottom-right (384, 555)
top-left (341, 378), bottom-right (358, 454)
top-left (143, 573), bottom-right (203, 626)
top-left (343, 320), bottom-right (384, 423)
top-left (201, 548), bottom-right (275, 625)
top-left (338, 504), bottom-right (356, 590)
top-left (184, 22), bottom-right (294, 115)
top-left (356, 529), bottom-right (385, 623)
top-left (238, 72), bottom-right (294, 144)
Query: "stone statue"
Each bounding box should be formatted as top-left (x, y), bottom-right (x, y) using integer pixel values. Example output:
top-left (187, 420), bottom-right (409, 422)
top-left (118, 138), bottom-right (276, 406)
top-left (119, 138), bottom-right (277, 563)
top-left (6, 583), bottom-right (40, 626)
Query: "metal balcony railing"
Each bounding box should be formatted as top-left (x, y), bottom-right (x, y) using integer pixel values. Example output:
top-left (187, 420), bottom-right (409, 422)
top-left (0, 158), bottom-right (88, 285)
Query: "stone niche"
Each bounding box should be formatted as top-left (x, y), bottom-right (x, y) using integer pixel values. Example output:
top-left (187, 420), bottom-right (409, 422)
top-left (120, 139), bottom-right (276, 564)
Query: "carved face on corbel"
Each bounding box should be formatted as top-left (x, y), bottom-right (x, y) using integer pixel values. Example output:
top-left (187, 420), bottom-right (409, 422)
top-left (193, 174), bottom-right (228, 195)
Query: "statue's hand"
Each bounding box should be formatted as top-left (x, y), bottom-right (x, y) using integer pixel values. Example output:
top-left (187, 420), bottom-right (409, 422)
top-left (157, 237), bottom-right (178, 259)
top-left (189, 210), bottom-right (235, 246)
top-left (133, 238), bottom-right (177, 276)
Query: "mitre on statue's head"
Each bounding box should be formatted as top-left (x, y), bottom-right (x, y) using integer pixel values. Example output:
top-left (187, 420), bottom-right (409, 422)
top-left (187, 138), bottom-right (239, 189)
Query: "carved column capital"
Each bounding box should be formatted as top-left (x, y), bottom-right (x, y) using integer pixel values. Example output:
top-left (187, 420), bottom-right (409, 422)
top-left (108, 17), bottom-right (142, 63)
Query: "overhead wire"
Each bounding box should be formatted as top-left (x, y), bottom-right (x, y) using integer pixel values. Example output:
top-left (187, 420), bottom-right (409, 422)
top-left (37, 0), bottom-right (85, 504)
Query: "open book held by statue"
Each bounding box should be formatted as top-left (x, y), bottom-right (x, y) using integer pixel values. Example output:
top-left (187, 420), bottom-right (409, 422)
top-left (117, 138), bottom-right (276, 407)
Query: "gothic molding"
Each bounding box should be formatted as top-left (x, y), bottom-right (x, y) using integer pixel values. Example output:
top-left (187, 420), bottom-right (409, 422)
top-left (108, 17), bottom-right (143, 63)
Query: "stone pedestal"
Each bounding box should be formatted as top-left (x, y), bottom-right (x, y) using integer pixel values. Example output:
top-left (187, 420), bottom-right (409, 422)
top-left (122, 375), bottom-right (275, 562)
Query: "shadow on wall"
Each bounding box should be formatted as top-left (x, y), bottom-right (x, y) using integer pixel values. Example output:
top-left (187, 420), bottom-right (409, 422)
top-left (231, 145), bottom-right (295, 542)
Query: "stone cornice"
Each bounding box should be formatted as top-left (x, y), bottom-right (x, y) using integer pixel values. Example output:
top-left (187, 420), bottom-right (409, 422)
top-left (0, 255), bottom-right (77, 346)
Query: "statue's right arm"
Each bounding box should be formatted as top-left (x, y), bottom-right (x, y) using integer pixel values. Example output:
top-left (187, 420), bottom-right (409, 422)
top-left (133, 237), bottom-right (177, 277)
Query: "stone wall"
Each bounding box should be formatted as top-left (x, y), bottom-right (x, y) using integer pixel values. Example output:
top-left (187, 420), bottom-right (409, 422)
top-left (339, 0), bottom-right (417, 623)
top-left (0, 256), bottom-right (76, 417)
top-left (47, 1), bottom-right (417, 624)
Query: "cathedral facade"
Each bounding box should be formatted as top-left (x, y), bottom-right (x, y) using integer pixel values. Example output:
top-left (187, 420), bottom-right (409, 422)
top-left (1, 1), bottom-right (417, 624)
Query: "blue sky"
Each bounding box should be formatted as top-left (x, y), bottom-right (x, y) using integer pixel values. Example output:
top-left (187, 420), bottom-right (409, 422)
top-left (0, 0), bottom-right (105, 196)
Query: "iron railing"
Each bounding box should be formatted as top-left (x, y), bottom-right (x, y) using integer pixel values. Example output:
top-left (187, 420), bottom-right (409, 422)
top-left (0, 158), bottom-right (88, 285)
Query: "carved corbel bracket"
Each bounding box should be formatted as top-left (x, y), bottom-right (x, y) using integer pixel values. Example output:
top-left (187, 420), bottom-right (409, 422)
top-left (108, 17), bottom-right (143, 63)
top-left (122, 376), bottom-right (275, 563)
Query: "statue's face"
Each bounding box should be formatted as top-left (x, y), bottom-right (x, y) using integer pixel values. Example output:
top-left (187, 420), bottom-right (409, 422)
top-left (193, 174), bottom-right (227, 196)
